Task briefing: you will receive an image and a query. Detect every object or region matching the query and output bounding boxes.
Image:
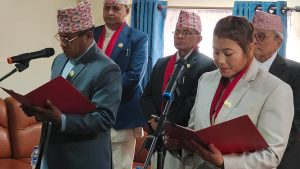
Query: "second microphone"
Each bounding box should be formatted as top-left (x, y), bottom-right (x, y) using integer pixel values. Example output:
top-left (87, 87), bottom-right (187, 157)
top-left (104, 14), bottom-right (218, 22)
top-left (162, 58), bottom-right (187, 101)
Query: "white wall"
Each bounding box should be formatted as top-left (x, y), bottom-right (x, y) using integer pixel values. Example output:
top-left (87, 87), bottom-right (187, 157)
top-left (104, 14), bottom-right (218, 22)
top-left (0, 0), bottom-right (104, 98)
top-left (0, 0), bottom-right (299, 98)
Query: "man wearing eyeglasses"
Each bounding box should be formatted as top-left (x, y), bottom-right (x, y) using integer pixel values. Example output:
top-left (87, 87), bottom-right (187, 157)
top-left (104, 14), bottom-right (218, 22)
top-left (252, 11), bottom-right (300, 169)
top-left (93, 0), bottom-right (148, 169)
top-left (23, 1), bottom-right (122, 169)
top-left (141, 10), bottom-right (216, 169)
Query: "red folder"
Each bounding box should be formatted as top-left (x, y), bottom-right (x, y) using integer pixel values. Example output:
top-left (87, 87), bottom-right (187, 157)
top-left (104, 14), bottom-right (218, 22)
top-left (1, 76), bottom-right (96, 115)
top-left (165, 115), bottom-right (269, 154)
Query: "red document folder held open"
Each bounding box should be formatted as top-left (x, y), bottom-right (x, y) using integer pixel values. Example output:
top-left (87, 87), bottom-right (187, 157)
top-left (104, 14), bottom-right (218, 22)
top-left (1, 76), bottom-right (96, 115)
top-left (165, 115), bottom-right (269, 154)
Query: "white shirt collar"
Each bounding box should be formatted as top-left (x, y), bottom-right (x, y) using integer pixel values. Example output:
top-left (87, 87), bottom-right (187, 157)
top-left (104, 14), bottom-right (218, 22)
top-left (176, 49), bottom-right (194, 60)
top-left (256, 52), bottom-right (277, 71)
top-left (105, 25), bottom-right (115, 36)
top-left (103, 25), bottom-right (116, 51)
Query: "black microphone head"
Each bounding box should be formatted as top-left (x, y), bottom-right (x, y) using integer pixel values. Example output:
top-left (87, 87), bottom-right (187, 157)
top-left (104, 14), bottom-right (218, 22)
top-left (44, 48), bottom-right (55, 57)
top-left (162, 58), bottom-right (187, 101)
top-left (7, 48), bottom-right (55, 64)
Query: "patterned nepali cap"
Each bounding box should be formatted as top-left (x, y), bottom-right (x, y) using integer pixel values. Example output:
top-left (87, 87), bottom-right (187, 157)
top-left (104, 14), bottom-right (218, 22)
top-left (57, 0), bottom-right (94, 33)
top-left (104, 0), bottom-right (129, 5)
top-left (176, 10), bottom-right (202, 33)
top-left (252, 11), bottom-right (283, 33)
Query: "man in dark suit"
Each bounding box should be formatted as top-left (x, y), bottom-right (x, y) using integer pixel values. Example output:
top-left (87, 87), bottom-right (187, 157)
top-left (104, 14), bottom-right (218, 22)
top-left (93, 0), bottom-right (148, 168)
top-left (23, 1), bottom-right (122, 169)
top-left (252, 11), bottom-right (300, 169)
top-left (141, 10), bottom-right (216, 169)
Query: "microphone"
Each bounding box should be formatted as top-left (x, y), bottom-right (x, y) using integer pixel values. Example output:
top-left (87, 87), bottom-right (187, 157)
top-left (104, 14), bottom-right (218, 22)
top-left (285, 6), bottom-right (300, 12)
top-left (7, 48), bottom-right (55, 64)
top-left (294, 6), bottom-right (300, 12)
top-left (162, 58), bottom-right (187, 101)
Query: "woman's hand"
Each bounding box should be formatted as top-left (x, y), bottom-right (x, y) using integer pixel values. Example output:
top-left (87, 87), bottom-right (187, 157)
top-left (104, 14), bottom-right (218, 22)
top-left (184, 139), bottom-right (224, 168)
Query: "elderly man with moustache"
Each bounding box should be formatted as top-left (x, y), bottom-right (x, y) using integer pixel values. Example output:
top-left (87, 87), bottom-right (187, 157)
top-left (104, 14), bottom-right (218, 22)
top-left (94, 0), bottom-right (148, 168)
top-left (141, 10), bottom-right (216, 169)
top-left (252, 11), bottom-right (300, 169)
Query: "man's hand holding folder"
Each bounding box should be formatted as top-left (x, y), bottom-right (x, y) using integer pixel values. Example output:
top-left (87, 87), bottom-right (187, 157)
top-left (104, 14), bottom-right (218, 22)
top-left (1, 76), bottom-right (96, 124)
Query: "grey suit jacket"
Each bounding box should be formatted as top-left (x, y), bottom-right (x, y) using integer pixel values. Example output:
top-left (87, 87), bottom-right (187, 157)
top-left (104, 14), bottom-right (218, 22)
top-left (182, 59), bottom-right (294, 169)
top-left (45, 43), bottom-right (122, 169)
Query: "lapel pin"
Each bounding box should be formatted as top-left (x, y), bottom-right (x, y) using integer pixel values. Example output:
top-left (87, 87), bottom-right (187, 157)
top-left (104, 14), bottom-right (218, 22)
top-left (118, 43), bottom-right (123, 48)
top-left (69, 70), bottom-right (75, 77)
top-left (187, 64), bottom-right (190, 68)
top-left (224, 100), bottom-right (232, 108)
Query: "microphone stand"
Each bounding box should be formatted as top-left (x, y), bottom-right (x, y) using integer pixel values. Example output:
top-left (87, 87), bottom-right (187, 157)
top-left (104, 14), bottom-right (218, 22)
top-left (35, 121), bottom-right (52, 169)
top-left (143, 98), bottom-right (174, 169)
top-left (143, 58), bottom-right (187, 169)
top-left (0, 62), bottom-right (29, 82)
top-left (0, 61), bottom-right (48, 169)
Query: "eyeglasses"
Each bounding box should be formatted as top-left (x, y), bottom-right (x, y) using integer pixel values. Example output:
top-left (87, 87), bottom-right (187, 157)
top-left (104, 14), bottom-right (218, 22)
top-left (254, 33), bottom-right (272, 42)
top-left (54, 33), bottom-right (83, 44)
top-left (173, 30), bottom-right (199, 37)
